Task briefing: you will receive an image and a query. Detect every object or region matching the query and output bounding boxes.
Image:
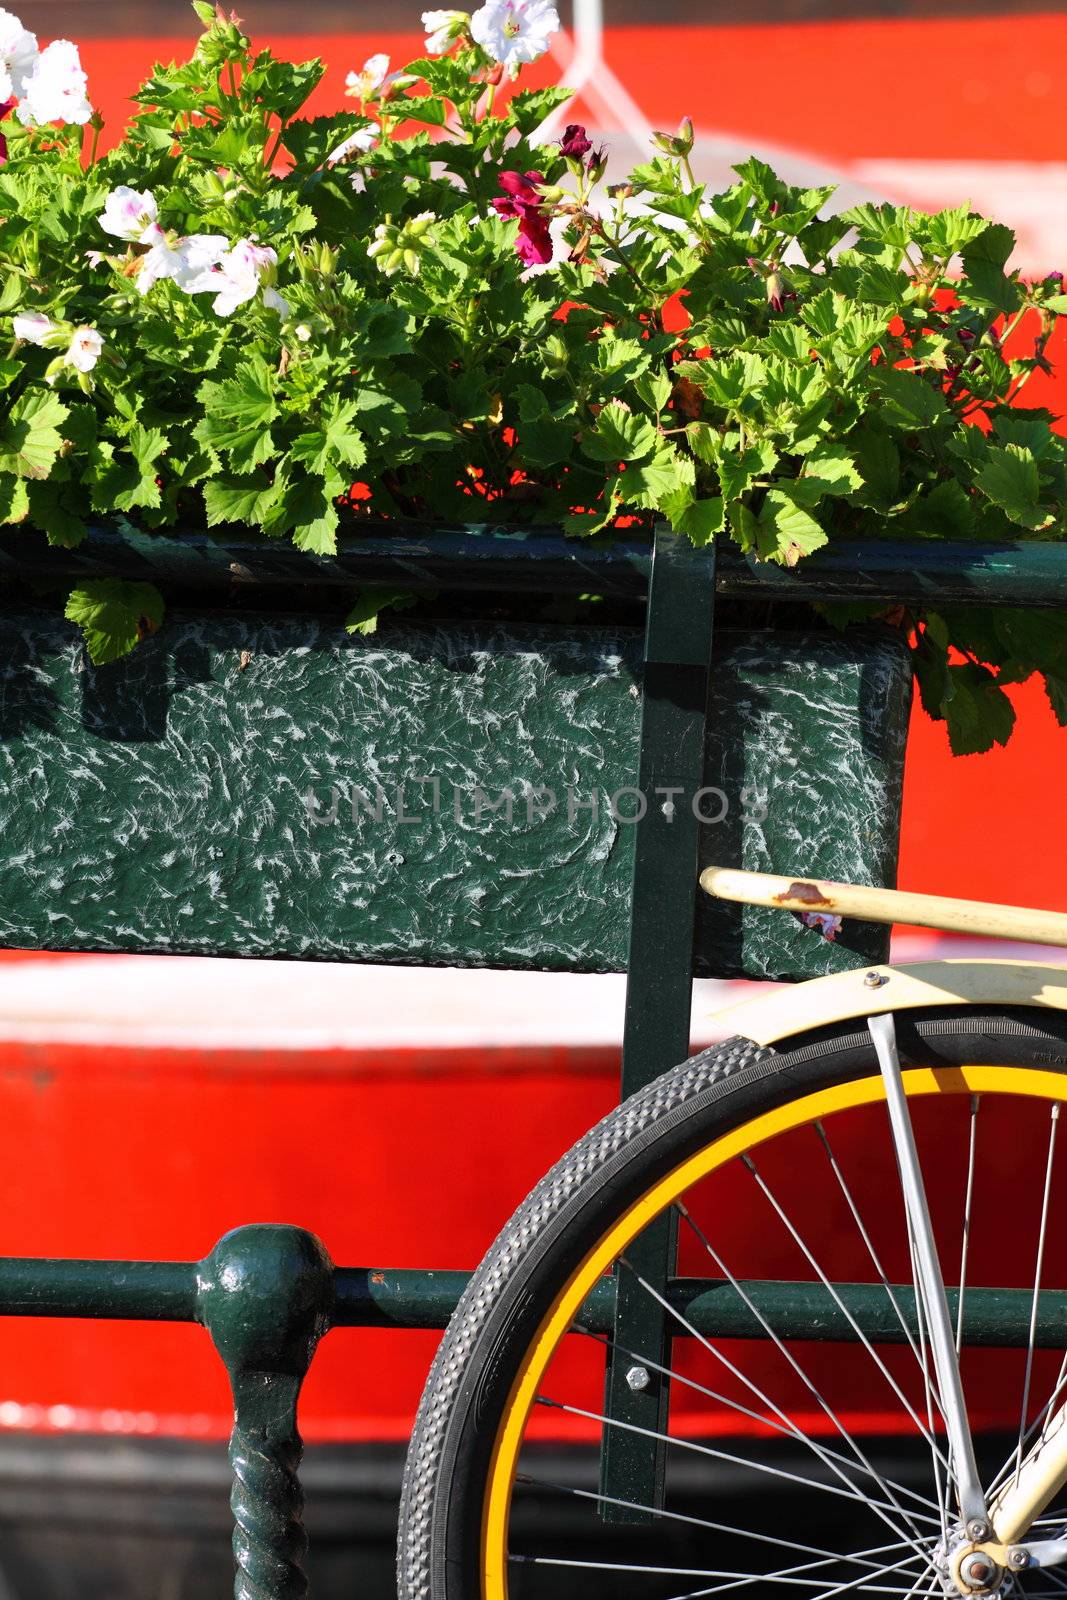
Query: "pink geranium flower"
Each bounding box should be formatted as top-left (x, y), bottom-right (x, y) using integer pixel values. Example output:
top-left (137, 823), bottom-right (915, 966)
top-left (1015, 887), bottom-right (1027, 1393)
top-left (492, 170), bottom-right (553, 267)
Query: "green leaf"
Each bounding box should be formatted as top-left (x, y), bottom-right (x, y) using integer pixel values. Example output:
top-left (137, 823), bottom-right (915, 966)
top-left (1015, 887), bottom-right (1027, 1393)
top-left (851, 430), bottom-right (901, 514)
top-left (757, 488), bottom-right (828, 565)
top-left (0, 389), bottom-right (69, 479)
top-left (961, 223), bottom-right (1016, 269)
top-left (507, 86), bottom-right (573, 136)
top-left (907, 479), bottom-right (975, 539)
top-left (27, 480), bottom-right (85, 546)
top-left (633, 368), bottom-right (672, 413)
top-left (203, 474), bottom-right (283, 528)
top-left (669, 496), bottom-right (724, 547)
top-left (943, 662), bottom-right (1016, 756)
top-left (623, 443), bottom-right (693, 509)
top-left (0, 473), bottom-right (29, 523)
top-left (873, 366), bottom-right (947, 429)
top-left (686, 421), bottom-right (720, 464)
top-left (717, 441), bottom-right (777, 501)
top-left (65, 579), bottom-right (165, 665)
top-left (974, 444), bottom-right (1052, 531)
top-left (841, 201), bottom-right (914, 250)
top-left (581, 402), bottom-right (658, 463)
top-left (289, 396), bottom-right (367, 475)
top-left (195, 357), bottom-right (278, 472)
top-left (396, 95), bottom-right (449, 127)
top-left (801, 445), bottom-right (863, 497)
top-left (245, 54), bottom-right (325, 119)
top-left (961, 259), bottom-right (1022, 316)
top-left (1045, 673), bottom-right (1067, 726)
top-left (345, 587), bottom-right (419, 636)
top-left (921, 203), bottom-right (988, 258)
top-left (732, 157), bottom-right (784, 210)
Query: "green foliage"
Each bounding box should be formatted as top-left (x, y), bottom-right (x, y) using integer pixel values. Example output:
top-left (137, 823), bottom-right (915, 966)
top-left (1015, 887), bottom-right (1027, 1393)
top-left (64, 579), bottom-right (166, 664)
top-left (4, 3), bottom-right (1067, 751)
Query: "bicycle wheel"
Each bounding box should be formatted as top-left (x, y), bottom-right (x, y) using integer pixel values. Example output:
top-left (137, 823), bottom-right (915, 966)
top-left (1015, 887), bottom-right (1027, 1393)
top-left (398, 1004), bottom-right (1067, 1600)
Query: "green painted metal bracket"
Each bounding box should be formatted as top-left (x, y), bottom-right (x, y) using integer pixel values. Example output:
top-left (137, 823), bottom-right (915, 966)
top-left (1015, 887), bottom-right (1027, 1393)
top-left (599, 526), bottom-right (717, 1523)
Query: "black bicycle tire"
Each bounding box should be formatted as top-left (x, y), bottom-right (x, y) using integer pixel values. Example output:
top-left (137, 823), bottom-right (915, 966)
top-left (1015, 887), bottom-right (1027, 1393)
top-left (397, 1004), bottom-right (1067, 1600)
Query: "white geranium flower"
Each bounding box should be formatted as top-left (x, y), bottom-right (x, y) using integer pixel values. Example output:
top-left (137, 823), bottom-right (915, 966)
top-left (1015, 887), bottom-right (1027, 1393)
top-left (99, 185), bottom-right (162, 245)
top-left (327, 121), bottom-right (379, 164)
top-left (137, 232), bottom-right (228, 295)
top-left (17, 38), bottom-right (92, 126)
top-left (12, 310), bottom-right (57, 345)
top-left (66, 325), bottom-right (102, 373)
top-left (422, 9), bottom-right (468, 53)
top-left (184, 239), bottom-right (283, 317)
top-left (345, 53), bottom-right (393, 100)
top-left (0, 7), bottom-right (36, 102)
top-left (470, 0), bottom-right (558, 72)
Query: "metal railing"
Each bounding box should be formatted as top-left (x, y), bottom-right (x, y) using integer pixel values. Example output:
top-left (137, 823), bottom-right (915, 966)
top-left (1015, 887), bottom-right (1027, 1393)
top-left (3, 525), bottom-right (1066, 1595)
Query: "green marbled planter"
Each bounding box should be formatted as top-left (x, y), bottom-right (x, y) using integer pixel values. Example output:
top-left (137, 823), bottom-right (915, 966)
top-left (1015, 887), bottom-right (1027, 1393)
top-left (0, 609), bottom-right (911, 980)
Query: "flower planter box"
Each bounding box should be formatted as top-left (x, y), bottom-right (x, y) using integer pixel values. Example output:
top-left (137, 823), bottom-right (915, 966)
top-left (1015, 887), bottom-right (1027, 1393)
top-left (0, 540), bottom-right (911, 980)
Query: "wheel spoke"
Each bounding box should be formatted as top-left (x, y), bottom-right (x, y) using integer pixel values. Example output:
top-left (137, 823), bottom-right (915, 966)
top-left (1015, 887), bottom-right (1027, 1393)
top-left (620, 1253), bottom-right (937, 1539)
top-left (579, 1323), bottom-right (938, 1519)
top-left (509, 1551), bottom-right (924, 1595)
top-left (534, 1395), bottom-right (942, 1540)
top-left (739, 1154), bottom-right (951, 1475)
top-left (955, 1096), bottom-right (980, 1356)
top-left (660, 1550), bottom-right (926, 1600)
top-left (677, 1205), bottom-right (941, 1523)
top-left (1012, 1103), bottom-right (1061, 1491)
top-left (813, 1120), bottom-right (934, 1393)
top-left (516, 1475), bottom-right (916, 1573)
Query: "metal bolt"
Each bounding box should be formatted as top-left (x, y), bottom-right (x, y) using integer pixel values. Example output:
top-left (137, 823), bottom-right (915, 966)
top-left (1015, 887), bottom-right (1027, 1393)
top-left (959, 1552), bottom-right (998, 1590)
top-left (625, 1364), bottom-right (650, 1392)
top-left (1007, 1548), bottom-right (1030, 1571)
top-left (864, 971), bottom-right (889, 989)
top-left (966, 1519), bottom-right (992, 1543)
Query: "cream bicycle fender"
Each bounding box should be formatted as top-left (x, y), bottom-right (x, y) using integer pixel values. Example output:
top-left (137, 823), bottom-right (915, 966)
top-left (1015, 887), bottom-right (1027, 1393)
top-left (712, 959), bottom-right (1067, 1050)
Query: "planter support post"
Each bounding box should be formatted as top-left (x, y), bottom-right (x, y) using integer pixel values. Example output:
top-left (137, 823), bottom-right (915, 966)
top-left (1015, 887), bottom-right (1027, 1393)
top-left (198, 1225), bottom-right (335, 1600)
top-left (600, 523), bottom-right (717, 1522)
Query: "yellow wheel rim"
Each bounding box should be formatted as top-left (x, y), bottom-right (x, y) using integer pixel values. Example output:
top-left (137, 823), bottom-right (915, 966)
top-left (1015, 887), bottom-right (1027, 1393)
top-left (481, 1063), bottom-right (1067, 1600)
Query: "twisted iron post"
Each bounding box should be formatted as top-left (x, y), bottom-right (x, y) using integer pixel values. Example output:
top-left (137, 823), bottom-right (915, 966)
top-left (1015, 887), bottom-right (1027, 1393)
top-left (198, 1225), bottom-right (335, 1600)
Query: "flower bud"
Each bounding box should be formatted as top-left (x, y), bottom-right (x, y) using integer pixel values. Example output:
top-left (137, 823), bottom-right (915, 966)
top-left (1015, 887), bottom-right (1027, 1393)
top-left (675, 115), bottom-right (694, 156)
top-left (765, 271), bottom-right (784, 313)
top-left (587, 146), bottom-right (608, 183)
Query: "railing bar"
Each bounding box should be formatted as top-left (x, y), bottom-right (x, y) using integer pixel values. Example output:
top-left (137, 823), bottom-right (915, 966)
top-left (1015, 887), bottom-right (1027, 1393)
top-left (2, 1261), bottom-right (1065, 1347)
top-left (3, 526), bottom-right (1067, 607)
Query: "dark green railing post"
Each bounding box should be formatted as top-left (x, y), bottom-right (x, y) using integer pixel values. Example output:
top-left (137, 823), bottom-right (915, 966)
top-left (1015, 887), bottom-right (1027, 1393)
top-left (198, 1225), bottom-right (335, 1600)
top-left (599, 526), bottom-right (717, 1522)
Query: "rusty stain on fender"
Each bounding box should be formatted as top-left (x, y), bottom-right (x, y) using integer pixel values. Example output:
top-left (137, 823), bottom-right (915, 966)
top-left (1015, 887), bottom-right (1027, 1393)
top-left (773, 880), bottom-right (835, 909)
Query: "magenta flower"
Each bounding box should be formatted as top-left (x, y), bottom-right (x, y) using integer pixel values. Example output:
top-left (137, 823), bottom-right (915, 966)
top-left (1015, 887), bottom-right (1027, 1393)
top-left (560, 122), bottom-right (592, 159)
top-left (492, 169), bottom-right (553, 266)
top-left (0, 97), bottom-right (12, 164)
